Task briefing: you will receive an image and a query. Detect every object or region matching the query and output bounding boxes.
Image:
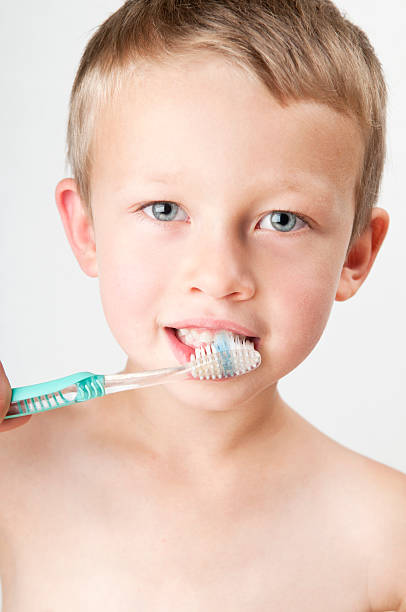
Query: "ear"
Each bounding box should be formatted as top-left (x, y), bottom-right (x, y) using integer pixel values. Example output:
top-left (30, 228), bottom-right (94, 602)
top-left (55, 178), bottom-right (98, 278)
top-left (335, 207), bottom-right (390, 301)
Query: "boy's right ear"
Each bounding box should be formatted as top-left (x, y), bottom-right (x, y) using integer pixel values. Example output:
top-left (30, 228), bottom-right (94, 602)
top-left (55, 178), bottom-right (98, 278)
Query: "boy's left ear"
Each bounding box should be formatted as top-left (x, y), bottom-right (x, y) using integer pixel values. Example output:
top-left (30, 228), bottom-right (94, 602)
top-left (335, 207), bottom-right (390, 301)
top-left (55, 178), bottom-right (98, 278)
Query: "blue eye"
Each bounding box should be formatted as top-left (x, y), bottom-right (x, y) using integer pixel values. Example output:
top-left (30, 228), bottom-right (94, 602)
top-left (139, 202), bottom-right (308, 233)
top-left (142, 201), bottom-right (188, 222)
top-left (259, 211), bottom-right (307, 232)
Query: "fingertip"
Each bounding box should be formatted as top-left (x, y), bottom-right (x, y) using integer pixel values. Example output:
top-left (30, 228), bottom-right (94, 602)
top-left (0, 415), bottom-right (32, 432)
top-left (0, 360), bottom-right (10, 383)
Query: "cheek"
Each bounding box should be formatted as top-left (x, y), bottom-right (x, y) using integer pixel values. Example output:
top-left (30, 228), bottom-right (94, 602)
top-left (266, 250), bottom-right (342, 372)
top-left (95, 228), bottom-right (173, 350)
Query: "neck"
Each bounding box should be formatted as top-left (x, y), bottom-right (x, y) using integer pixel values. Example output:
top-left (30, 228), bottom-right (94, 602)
top-left (93, 358), bottom-right (292, 481)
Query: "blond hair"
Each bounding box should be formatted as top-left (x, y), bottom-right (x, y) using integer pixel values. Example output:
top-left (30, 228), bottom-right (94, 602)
top-left (67, 0), bottom-right (387, 249)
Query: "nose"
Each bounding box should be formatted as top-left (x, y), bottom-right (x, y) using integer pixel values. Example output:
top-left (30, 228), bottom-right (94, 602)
top-left (182, 227), bottom-right (256, 301)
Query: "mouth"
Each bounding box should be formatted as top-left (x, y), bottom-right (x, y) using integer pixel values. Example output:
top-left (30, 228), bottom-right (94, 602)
top-left (163, 326), bottom-right (260, 368)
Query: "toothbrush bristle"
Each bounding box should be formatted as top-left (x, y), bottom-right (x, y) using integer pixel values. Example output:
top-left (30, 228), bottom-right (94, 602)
top-left (189, 331), bottom-right (261, 380)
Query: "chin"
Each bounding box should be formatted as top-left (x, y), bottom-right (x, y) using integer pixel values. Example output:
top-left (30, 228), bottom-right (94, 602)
top-left (162, 375), bottom-right (265, 411)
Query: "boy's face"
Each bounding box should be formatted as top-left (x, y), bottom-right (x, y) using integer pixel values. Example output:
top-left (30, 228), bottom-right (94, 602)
top-left (60, 53), bottom-right (370, 411)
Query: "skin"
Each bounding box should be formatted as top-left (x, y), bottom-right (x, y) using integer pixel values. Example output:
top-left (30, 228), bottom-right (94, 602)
top-left (53, 52), bottom-right (388, 474)
top-left (3, 53), bottom-right (405, 611)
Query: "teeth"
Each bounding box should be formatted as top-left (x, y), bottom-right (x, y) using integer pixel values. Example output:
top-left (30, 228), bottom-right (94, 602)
top-left (176, 327), bottom-right (247, 348)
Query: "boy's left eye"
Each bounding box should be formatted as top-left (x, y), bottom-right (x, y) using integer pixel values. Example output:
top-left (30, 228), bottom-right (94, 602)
top-left (140, 201), bottom-right (308, 232)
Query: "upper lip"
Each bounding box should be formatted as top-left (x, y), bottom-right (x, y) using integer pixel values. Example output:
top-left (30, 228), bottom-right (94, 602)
top-left (165, 318), bottom-right (260, 340)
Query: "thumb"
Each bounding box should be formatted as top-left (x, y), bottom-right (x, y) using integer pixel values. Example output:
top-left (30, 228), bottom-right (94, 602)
top-left (0, 361), bottom-right (32, 431)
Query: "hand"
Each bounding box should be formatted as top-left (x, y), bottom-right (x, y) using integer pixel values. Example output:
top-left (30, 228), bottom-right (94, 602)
top-left (0, 361), bottom-right (31, 432)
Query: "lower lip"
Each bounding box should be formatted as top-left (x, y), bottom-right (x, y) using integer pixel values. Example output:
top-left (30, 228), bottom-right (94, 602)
top-left (164, 327), bottom-right (195, 364)
top-left (164, 327), bottom-right (232, 382)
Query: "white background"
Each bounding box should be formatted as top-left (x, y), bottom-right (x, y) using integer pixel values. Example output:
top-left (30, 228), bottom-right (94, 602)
top-left (0, 0), bottom-right (405, 482)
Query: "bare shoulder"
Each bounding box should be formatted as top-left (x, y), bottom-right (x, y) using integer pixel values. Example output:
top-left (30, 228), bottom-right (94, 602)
top-left (0, 415), bottom-right (42, 470)
top-left (0, 412), bottom-right (60, 506)
top-left (305, 421), bottom-right (406, 612)
top-left (349, 455), bottom-right (406, 612)
top-left (0, 409), bottom-right (61, 464)
top-left (0, 404), bottom-right (92, 504)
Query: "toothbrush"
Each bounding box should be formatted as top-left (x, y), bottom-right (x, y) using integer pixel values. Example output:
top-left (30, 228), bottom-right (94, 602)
top-left (5, 331), bottom-right (261, 420)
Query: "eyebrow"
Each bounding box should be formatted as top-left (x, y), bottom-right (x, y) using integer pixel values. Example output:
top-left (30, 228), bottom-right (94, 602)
top-left (139, 171), bottom-right (336, 204)
top-left (123, 172), bottom-right (340, 221)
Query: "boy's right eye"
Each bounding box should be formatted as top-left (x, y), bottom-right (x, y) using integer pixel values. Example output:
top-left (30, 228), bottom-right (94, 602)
top-left (140, 201), bottom-right (188, 222)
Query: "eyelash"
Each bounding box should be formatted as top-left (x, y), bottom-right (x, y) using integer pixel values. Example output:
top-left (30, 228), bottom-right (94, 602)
top-left (135, 201), bottom-right (311, 232)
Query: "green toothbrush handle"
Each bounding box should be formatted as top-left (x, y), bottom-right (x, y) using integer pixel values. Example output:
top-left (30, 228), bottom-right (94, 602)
top-left (5, 372), bottom-right (106, 420)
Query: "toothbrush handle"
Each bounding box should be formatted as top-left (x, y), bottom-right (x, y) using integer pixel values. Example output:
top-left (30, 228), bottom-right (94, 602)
top-left (103, 364), bottom-right (191, 394)
top-left (5, 365), bottom-right (191, 420)
top-left (5, 372), bottom-right (105, 420)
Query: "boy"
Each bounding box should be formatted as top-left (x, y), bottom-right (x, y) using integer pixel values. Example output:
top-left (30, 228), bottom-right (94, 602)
top-left (0, 0), bottom-right (405, 609)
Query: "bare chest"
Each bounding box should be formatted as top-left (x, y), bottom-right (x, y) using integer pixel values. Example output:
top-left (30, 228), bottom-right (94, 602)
top-left (0, 468), bottom-right (370, 612)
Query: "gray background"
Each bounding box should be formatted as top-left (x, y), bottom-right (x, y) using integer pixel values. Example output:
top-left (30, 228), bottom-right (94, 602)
top-left (0, 0), bottom-right (404, 477)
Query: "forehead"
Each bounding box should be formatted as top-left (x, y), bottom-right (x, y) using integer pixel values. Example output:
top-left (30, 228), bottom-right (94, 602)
top-left (90, 54), bottom-right (364, 204)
